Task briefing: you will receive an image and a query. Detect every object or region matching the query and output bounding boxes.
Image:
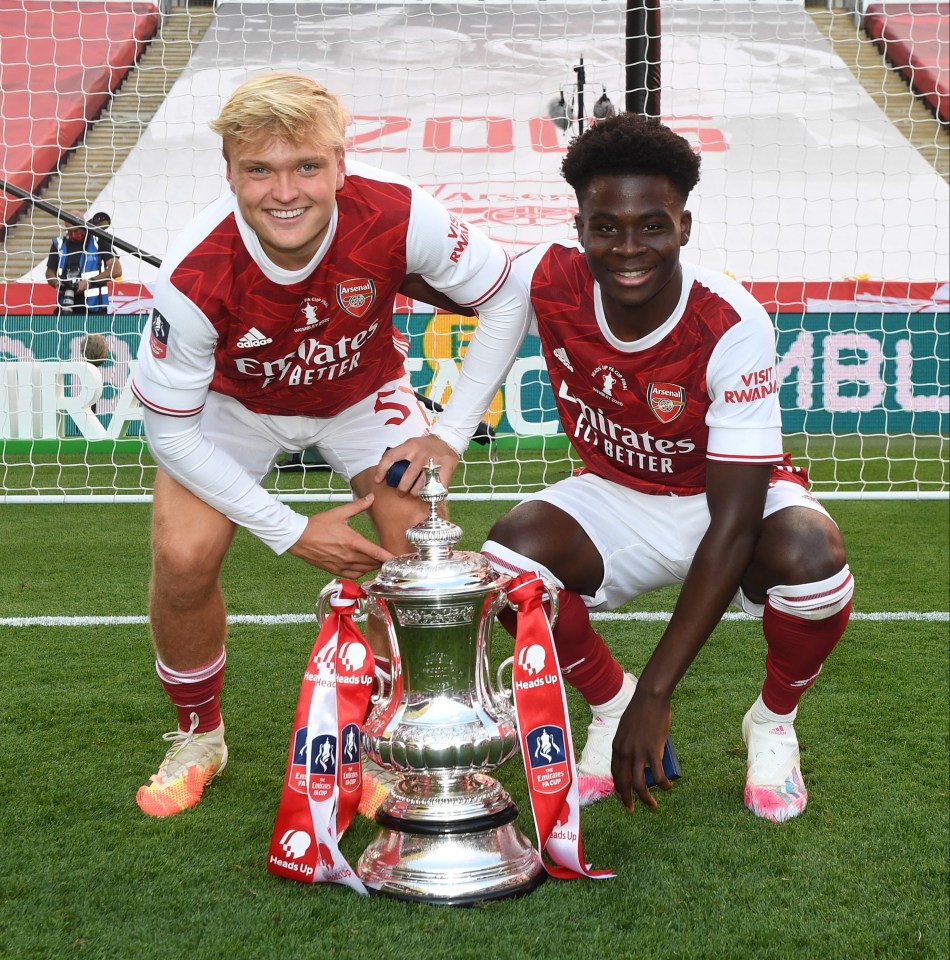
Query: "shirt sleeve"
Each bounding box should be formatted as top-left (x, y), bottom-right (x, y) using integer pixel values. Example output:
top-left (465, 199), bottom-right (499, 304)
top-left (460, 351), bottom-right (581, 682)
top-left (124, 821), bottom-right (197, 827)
top-left (509, 244), bottom-right (546, 338)
top-left (133, 260), bottom-right (307, 554)
top-left (131, 270), bottom-right (217, 417)
top-left (705, 310), bottom-right (784, 465)
top-left (141, 407), bottom-right (309, 554)
top-left (404, 185), bottom-right (511, 307)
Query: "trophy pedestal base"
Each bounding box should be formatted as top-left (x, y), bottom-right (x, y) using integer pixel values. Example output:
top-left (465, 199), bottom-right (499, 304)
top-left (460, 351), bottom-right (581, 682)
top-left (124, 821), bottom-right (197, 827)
top-left (358, 775), bottom-right (545, 905)
top-left (358, 805), bottom-right (546, 905)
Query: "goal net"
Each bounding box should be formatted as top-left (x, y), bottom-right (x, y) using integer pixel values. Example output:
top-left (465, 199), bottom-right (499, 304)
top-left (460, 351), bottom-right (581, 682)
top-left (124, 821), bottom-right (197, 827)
top-left (1, 0), bottom-right (947, 503)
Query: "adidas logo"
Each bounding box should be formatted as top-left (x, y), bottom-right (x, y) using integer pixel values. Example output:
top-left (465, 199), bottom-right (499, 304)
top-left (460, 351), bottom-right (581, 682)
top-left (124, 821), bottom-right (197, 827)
top-left (236, 327), bottom-right (273, 349)
top-left (553, 347), bottom-right (573, 371)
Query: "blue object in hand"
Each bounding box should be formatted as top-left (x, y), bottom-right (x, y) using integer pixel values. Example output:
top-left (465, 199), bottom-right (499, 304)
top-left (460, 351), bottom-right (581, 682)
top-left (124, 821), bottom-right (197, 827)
top-left (645, 735), bottom-right (682, 787)
top-left (385, 459), bottom-right (411, 488)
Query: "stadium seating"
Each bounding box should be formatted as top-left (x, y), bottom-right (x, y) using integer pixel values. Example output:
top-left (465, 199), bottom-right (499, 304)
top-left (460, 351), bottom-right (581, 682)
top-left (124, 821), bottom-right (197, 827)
top-left (0, 0), bottom-right (160, 230)
top-left (862, 2), bottom-right (949, 123)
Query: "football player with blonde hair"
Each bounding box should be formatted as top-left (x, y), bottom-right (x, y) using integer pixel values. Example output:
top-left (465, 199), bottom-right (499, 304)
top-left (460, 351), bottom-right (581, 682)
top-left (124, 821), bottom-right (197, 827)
top-left (131, 72), bottom-right (529, 818)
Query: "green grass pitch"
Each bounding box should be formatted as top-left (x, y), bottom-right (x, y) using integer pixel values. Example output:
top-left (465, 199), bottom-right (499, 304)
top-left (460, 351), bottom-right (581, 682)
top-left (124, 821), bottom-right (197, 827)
top-left (0, 498), bottom-right (947, 960)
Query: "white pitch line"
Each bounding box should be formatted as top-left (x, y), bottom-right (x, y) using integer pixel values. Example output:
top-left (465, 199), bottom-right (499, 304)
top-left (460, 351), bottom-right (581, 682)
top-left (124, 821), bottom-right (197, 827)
top-left (0, 611), bottom-right (947, 628)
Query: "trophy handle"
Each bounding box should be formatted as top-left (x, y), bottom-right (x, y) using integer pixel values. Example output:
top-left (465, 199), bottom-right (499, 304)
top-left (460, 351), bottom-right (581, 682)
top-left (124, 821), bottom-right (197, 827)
top-left (496, 656), bottom-right (515, 703)
top-left (317, 580), bottom-right (395, 704)
top-left (315, 579), bottom-right (345, 624)
top-left (365, 594), bottom-right (399, 705)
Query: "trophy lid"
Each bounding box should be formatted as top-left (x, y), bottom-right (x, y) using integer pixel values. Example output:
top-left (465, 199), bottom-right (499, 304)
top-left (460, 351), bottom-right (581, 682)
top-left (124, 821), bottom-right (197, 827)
top-left (367, 461), bottom-right (508, 597)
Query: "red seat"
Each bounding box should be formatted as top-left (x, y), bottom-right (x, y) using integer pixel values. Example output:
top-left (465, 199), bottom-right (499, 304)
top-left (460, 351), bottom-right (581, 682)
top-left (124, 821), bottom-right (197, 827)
top-left (0, 0), bottom-right (160, 231)
top-left (863, 3), bottom-right (949, 123)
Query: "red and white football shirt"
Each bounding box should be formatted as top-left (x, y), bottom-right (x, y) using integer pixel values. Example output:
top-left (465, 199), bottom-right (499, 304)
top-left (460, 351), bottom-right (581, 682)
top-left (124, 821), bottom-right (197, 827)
top-left (132, 159), bottom-right (511, 421)
top-left (513, 240), bottom-right (784, 496)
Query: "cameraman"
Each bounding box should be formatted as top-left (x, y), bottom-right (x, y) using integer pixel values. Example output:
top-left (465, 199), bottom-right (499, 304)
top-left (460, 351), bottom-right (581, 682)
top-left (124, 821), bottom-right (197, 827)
top-left (45, 211), bottom-right (121, 315)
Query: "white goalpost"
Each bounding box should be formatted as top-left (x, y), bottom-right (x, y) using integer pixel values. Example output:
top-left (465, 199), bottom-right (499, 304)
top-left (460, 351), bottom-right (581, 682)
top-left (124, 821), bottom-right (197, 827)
top-left (0, 0), bottom-right (947, 503)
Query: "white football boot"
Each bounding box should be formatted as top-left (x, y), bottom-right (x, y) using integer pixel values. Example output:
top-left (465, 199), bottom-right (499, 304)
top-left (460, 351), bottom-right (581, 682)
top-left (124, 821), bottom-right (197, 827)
top-left (742, 701), bottom-right (808, 822)
top-left (577, 673), bottom-right (638, 806)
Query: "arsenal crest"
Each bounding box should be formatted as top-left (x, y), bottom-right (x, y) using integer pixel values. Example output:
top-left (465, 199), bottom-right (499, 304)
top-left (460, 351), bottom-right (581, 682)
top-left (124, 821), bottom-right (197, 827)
top-left (336, 278), bottom-right (376, 318)
top-left (647, 382), bottom-right (686, 423)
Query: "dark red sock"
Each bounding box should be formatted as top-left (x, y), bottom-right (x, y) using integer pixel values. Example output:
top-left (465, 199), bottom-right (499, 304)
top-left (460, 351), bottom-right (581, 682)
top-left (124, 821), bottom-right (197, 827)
top-left (499, 589), bottom-right (623, 706)
top-left (156, 655), bottom-right (226, 733)
top-left (761, 601), bottom-right (852, 715)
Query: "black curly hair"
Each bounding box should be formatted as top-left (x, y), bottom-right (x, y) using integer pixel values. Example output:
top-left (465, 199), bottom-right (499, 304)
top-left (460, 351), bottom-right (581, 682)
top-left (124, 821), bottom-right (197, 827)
top-left (561, 113), bottom-right (701, 200)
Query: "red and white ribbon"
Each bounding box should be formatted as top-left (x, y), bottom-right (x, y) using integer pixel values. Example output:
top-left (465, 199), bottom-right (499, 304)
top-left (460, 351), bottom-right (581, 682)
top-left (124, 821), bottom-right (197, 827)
top-left (267, 580), bottom-right (375, 893)
top-left (507, 572), bottom-right (614, 881)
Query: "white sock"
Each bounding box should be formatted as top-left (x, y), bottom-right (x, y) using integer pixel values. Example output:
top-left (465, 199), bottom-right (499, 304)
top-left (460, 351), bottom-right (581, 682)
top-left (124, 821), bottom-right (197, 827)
top-left (751, 693), bottom-right (797, 725)
top-left (592, 673), bottom-right (636, 715)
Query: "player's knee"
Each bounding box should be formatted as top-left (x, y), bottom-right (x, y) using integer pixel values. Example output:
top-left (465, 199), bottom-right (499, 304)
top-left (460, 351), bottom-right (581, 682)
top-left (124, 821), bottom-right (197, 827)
top-left (783, 538), bottom-right (845, 586)
top-left (487, 502), bottom-right (602, 594)
top-left (487, 500), bottom-right (570, 557)
top-left (152, 534), bottom-right (226, 600)
top-left (792, 525), bottom-right (848, 583)
top-left (367, 487), bottom-right (430, 553)
top-left (822, 530), bottom-right (848, 578)
top-left (486, 507), bottom-right (536, 556)
top-left (758, 510), bottom-right (847, 584)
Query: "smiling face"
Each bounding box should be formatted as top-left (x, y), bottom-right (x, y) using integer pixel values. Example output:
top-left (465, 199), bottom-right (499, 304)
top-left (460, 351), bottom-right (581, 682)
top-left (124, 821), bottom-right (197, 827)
top-left (575, 171), bottom-right (692, 340)
top-left (225, 134), bottom-right (346, 271)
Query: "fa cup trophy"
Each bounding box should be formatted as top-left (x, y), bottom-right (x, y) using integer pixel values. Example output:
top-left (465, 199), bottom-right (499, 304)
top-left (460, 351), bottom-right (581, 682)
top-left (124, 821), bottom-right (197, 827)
top-left (354, 462), bottom-right (545, 904)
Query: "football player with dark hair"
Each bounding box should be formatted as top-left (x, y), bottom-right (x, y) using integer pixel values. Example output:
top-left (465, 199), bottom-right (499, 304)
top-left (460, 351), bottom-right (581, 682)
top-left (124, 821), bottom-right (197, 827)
top-left (477, 112), bottom-right (853, 822)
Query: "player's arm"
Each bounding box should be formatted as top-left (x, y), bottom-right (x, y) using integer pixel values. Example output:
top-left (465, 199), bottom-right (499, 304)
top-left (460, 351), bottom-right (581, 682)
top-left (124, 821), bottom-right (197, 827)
top-left (377, 265), bottom-right (529, 493)
top-left (612, 302), bottom-right (782, 811)
top-left (377, 200), bottom-right (532, 491)
top-left (398, 274), bottom-right (475, 317)
top-left (141, 408), bottom-right (389, 577)
top-left (610, 461), bottom-right (771, 813)
top-left (134, 284), bottom-right (389, 575)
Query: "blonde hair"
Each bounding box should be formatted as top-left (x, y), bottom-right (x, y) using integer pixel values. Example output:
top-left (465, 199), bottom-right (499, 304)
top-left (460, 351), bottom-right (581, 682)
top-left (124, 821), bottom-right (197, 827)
top-left (210, 73), bottom-right (349, 157)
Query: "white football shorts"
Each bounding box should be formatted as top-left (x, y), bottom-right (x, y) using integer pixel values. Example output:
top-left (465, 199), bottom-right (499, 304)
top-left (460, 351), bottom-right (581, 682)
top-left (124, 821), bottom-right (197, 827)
top-left (197, 375), bottom-right (431, 484)
top-left (519, 471), bottom-right (833, 615)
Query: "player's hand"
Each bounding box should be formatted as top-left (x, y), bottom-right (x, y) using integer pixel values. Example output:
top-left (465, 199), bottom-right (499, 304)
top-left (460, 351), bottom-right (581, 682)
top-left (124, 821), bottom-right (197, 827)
top-left (611, 686), bottom-right (674, 813)
top-left (287, 493), bottom-right (392, 578)
top-left (374, 435), bottom-right (460, 495)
